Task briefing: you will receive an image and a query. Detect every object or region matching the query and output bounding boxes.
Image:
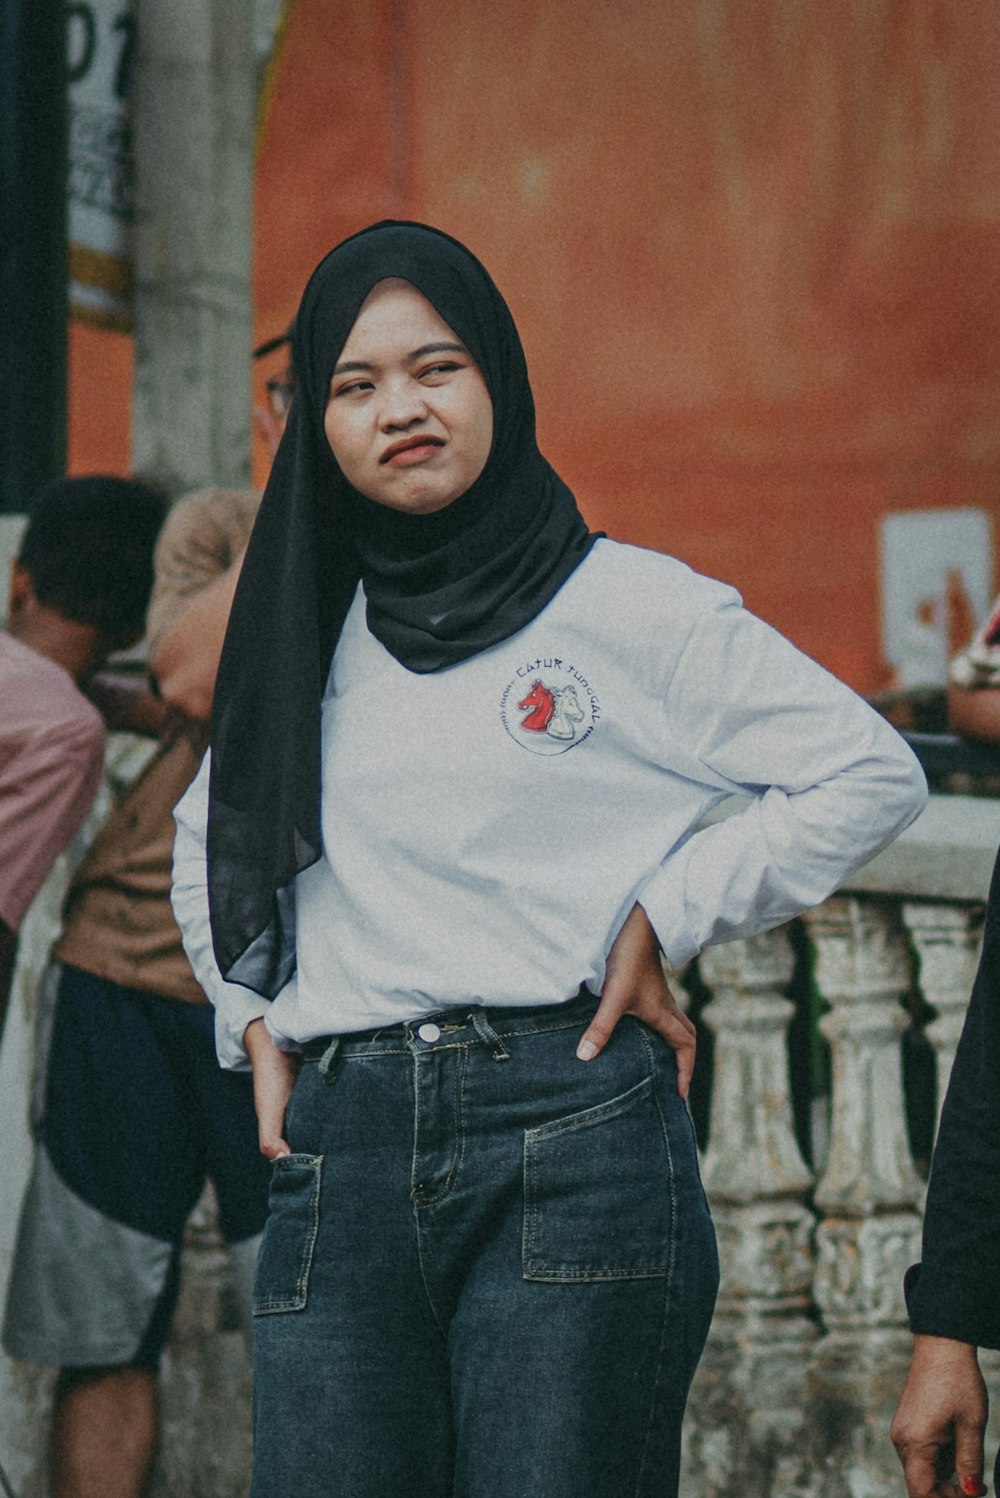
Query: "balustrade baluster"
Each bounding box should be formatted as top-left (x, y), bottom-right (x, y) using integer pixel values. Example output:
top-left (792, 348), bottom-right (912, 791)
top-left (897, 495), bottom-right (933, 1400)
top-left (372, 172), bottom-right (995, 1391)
top-left (803, 895), bottom-right (924, 1497)
top-left (681, 928), bottom-right (817, 1498)
top-left (901, 901), bottom-right (984, 1135)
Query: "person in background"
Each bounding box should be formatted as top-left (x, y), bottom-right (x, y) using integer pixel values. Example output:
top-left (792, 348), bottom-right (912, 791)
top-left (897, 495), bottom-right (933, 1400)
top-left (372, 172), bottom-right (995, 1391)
top-left (948, 595), bottom-right (1000, 742)
top-left (173, 220), bottom-right (928, 1498)
top-left (252, 321), bottom-right (296, 460)
top-left (149, 326), bottom-right (295, 723)
top-left (3, 484), bottom-right (269, 1498)
top-left (0, 476), bottom-right (165, 1033)
top-left (891, 845), bottom-right (1000, 1498)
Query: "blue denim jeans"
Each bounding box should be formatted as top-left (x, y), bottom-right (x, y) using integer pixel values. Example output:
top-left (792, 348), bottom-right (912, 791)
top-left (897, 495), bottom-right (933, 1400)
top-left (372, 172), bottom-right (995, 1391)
top-left (250, 992), bottom-right (719, 1498)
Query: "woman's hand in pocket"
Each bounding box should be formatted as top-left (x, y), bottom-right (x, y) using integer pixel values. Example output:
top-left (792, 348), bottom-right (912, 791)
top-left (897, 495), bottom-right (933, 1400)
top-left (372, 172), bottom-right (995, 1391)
top-left (577, 903), bottom-right (696, 1097)
top-left (245, 1017), bottom-right (303, 1158)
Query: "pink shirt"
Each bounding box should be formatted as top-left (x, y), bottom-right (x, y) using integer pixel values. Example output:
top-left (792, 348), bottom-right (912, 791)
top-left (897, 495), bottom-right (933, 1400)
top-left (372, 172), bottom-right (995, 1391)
top-left (0, 634), bottom-right (105, 931)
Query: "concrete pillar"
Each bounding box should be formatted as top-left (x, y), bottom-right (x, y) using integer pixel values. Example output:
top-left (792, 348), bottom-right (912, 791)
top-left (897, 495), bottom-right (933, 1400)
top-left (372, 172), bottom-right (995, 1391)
top-left (902, 900), bottom-right (985, 1135)
top-left (804, 896), bottom-right (925, 1496)
top-left (131, 0), bottom-right (255, 493)
top-left (684, 929), bottom-right (818, 1498)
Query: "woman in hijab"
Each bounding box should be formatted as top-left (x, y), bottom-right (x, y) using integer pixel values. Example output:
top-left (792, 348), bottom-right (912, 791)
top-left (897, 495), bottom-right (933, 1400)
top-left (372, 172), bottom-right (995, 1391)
top-left (173, 221), bottom-right (927, 1498)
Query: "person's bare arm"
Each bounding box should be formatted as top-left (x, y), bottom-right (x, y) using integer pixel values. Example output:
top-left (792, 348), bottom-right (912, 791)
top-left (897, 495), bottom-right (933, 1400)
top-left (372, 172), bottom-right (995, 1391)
top-left (148, 549), bottom-right (246, 724)
top-left (947, 682), bottom-right (1000, 744)
top-left (84, 674), bottom-right (170, 738)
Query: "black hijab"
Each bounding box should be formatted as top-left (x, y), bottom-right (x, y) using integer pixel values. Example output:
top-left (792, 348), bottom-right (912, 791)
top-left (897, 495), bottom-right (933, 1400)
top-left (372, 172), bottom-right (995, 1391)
top-left (208, 221), bottom-right (597, 996)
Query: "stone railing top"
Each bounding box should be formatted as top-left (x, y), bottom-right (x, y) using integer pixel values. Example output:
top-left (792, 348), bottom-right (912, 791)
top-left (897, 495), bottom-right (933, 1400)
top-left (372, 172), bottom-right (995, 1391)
top-left (704, 792), bottom-right (1000, 905)
top-left (843, 792), bottom-right (1000, 903)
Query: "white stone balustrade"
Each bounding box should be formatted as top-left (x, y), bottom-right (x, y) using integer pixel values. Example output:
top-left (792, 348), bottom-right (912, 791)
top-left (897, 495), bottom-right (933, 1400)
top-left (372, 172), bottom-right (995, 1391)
top-left (679, 791), bottom-right (1000, 1496)
top-left (4, 792), bottom-right (1000, 1494)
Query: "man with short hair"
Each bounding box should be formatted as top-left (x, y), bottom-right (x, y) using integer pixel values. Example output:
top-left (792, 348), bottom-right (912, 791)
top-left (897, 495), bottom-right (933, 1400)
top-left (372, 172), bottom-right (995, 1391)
top-left (4, 484), bottom-right (268, 1498)
top-left (4, 318), bottom-right (298, 1498)
top-left (0, 476), bottom-right (166, 1028)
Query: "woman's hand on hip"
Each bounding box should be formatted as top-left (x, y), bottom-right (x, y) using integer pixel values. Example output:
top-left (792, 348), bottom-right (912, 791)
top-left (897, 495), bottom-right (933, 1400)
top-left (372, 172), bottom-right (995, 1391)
top-left (244, 1017), bottom-right (303, 1159)
top-left (577, 902), bottom-right (696, 1097)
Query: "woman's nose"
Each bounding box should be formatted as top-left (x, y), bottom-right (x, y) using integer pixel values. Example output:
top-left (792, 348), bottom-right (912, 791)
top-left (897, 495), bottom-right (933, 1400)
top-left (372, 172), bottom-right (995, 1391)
top-left (380, 377), bottom-right (429, 430)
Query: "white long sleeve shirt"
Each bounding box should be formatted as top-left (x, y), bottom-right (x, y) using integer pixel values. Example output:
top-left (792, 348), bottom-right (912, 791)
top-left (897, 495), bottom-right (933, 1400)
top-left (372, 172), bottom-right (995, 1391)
top-left (173, 540), bottom-right (927, 1070)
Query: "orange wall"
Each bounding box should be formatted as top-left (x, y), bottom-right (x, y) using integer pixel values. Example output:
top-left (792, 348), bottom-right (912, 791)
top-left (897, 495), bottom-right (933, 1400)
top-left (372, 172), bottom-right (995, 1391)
top-left (73, 0), bottom-right (1000, 694)
top-left (67, 321), bottom-right (133, 477)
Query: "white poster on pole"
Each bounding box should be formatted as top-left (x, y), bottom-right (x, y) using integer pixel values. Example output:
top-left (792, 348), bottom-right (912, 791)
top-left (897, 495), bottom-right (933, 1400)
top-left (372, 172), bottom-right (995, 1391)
top-left (879, 508), bottom-right (994, 690)
top-left (67, 2), bottom-right (136, 330)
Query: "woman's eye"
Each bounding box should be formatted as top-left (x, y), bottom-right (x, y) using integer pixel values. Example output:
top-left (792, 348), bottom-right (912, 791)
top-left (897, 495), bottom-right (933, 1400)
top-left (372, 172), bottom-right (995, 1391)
top-left (335, 380), bottom-right (373, 397)
top-left (420, 362), bottom-right (460, 381)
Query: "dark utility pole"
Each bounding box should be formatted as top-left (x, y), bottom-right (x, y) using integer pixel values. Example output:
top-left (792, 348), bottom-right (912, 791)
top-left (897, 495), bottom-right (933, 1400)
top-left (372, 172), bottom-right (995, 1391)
top-left (0, 0), bottom-right (68, 513)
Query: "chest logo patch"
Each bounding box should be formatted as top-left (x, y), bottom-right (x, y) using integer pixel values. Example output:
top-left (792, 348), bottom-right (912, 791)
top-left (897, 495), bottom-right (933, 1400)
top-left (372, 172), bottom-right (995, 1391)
top-left (500, 658), bottom-right (601, 755)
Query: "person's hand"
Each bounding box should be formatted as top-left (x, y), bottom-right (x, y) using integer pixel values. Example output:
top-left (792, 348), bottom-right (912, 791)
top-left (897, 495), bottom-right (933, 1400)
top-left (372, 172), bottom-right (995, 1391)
top-left (576, 902), bottom-right (696, 1096)
top-left (891, 1335), bottom-right (989, 1497)
top-left (244, 1017), bottom-right (303, 1159)
top-left (84, 674), bottom-right (170, 738)
top-left (948, 681), bottom-right (1000, 746)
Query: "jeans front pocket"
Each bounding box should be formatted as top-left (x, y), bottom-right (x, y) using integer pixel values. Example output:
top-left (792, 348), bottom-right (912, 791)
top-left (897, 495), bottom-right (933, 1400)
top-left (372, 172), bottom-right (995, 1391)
top-left (523, 1075), bottom-right (674, 1282)
top-left (253, 1153), bottom-right (323, 1315)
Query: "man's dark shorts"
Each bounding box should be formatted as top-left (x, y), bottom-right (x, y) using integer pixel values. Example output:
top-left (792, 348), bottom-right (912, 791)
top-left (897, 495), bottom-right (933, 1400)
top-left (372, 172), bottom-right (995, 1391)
top-left (2, 963), bottom-right (270, 1369)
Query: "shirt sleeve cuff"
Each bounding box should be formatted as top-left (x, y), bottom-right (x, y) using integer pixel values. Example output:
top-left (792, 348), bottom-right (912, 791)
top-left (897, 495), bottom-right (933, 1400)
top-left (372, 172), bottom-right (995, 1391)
top-left (213, 989), bottom-right (272, 1072)
top-left (636, 866), bottom-right (699, 973)
top-left (905, 1262), bottom-right (1000, 1352)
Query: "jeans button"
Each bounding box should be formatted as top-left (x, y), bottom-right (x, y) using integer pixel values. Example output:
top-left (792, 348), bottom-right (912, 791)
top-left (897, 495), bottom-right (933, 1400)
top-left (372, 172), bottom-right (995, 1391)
top-left (417, 1022), bottom-right (441, 1043)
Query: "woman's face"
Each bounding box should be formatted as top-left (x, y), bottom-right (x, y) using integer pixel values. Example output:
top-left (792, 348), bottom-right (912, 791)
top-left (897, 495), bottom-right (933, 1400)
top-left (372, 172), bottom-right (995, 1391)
top-left (323, 278), bottom-right (494, 515)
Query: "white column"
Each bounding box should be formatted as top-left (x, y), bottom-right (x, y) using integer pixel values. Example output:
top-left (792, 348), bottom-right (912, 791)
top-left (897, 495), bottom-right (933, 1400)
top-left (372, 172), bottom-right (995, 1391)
top-left (682, 928), bottom-right (818, 1496)
top-left (902, 900), bottom-right (984, 1134)
top-left (132, 0), bottom-right (255, 493)
top-left (803, 894), bottom-right (924, 1495)
top-left (131, 5), bottom-right (257, 1492)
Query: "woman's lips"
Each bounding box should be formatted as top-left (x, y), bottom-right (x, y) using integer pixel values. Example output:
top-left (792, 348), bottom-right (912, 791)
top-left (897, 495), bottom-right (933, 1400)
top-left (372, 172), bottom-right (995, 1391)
top-left (381, 437), bottom-right (444, 466)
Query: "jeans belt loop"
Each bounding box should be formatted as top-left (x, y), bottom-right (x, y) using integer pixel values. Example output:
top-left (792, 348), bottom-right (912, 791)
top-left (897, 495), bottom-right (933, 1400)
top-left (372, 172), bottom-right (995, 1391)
top-left (470, 1009), bottom-right (510, 1061)
top-left (318, 1036), bottom-right (341, 1083)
